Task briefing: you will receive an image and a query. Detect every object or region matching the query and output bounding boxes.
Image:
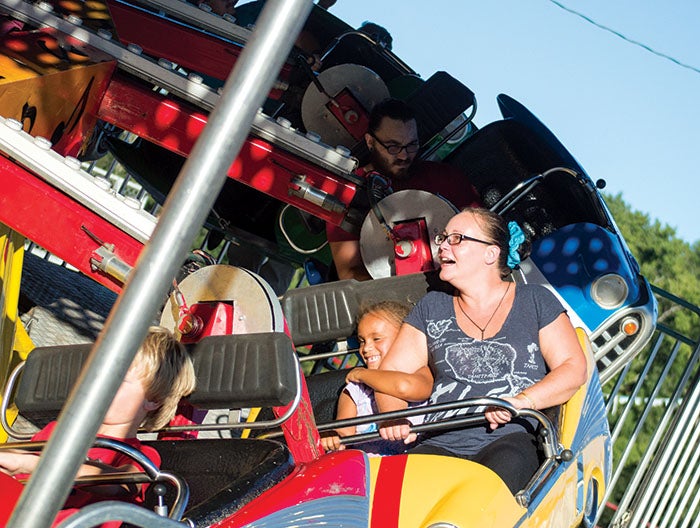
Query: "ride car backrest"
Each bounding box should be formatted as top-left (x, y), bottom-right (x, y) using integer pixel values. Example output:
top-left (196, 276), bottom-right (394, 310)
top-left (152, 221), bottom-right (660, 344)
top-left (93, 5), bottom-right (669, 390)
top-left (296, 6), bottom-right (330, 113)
top-left (280, 270), bottom-right (451, 346)
top-left (443, 119), bottom-right (601, 236)
top-left (12, 332), bottom-right (297, 428)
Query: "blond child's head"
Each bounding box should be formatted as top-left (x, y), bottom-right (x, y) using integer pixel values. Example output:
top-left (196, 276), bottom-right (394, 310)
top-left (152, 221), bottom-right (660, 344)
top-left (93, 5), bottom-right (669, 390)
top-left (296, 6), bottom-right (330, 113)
top-left (356, 301), bottom-right (410, 369)
top-left (132, 326), bottom-right (196, 431)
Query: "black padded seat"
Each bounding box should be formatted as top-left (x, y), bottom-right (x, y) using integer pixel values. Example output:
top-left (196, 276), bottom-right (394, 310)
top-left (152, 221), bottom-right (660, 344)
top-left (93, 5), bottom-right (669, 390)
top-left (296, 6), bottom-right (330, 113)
top-left (144, 438), bottom-right (293, 527)
top-left (444, 119), bottom-right (606, 238)
top-left (13, 333), bottom-right (297, 427)
top-left (281, 271), bottom-right (450, 346)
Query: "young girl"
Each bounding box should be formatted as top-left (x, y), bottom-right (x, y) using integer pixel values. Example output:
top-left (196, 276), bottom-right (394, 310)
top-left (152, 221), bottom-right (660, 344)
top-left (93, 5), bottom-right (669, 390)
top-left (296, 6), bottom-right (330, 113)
top-left (321, 301), bottom-right (432, 455)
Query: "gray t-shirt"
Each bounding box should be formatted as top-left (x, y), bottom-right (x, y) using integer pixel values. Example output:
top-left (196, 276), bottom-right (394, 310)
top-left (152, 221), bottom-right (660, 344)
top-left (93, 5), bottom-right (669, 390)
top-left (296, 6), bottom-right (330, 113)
top-left (404, 283), bottom-right (564, 456)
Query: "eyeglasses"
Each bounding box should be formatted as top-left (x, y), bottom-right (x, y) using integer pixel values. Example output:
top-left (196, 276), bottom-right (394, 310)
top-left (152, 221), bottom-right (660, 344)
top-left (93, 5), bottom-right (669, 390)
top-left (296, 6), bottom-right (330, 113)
top-left (435, 232), bottom-right (492, 246)
top-left (370, 133), bottom-right (420, 155)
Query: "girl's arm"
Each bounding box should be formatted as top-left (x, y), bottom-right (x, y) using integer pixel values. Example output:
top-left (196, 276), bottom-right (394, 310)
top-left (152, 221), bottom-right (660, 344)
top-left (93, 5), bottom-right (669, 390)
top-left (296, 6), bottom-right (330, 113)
top-left (346, 366), bottom-right (433, 402)
top-left (321, 390), bottom-right (358, 452)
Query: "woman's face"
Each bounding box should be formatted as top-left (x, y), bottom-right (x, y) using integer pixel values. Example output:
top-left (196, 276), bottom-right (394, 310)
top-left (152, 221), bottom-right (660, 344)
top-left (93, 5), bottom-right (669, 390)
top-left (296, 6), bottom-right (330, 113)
top-left (357, 313), bottom-right (401, 369)
top-left (437, 212), bottom-right (491, 282)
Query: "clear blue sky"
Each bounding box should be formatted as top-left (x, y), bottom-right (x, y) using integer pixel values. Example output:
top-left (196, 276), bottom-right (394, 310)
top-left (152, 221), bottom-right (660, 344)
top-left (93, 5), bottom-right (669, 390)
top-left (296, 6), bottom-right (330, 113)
top-left (331, 0), bottom-right (700, 244)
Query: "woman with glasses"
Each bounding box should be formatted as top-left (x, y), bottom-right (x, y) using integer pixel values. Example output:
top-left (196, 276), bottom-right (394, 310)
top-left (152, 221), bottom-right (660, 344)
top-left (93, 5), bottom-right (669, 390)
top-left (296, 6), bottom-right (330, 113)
top-left (374, 207), bottom-right (587, 494)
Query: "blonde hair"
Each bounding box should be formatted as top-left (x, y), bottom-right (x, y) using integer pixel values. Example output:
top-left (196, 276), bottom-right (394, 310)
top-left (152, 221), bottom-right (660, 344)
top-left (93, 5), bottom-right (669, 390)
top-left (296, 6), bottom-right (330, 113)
top-left (133, 326), bottom-right (196, 431)
top-left (357, 300), bottom-right (411, 330)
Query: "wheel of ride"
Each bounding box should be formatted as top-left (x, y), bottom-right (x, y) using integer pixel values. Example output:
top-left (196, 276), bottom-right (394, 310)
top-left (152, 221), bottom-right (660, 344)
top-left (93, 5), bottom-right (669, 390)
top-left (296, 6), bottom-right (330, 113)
top-left (160, 265), bottom-right (285, 335)
top-left (359, 189), bottom-right (458, 279)
top-left (301, 64), bottom-right (389, 148)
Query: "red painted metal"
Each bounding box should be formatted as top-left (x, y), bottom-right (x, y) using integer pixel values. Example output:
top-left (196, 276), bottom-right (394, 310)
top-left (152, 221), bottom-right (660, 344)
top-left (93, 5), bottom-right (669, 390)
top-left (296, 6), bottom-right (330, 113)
top-left (220, 450), bottom-right (367, 526)
top-left (370, 455), bottom-right (408, 528)
top-left (326, 87), bottom-right (370, 142)
top-left (178, 301), bottom-right (235, 344)
top-left (96, 74), bottom-right (358, 227)
top-left (0, 473), bottom-right (23, 526)
top-left (0, 155), bottom-right (145, 293)
top-left (272, 368), bottom-right (323, 464)
top-left (105, 0), bottom-right (289, 99)
top-left (392, 218), bottom-right (434, 276)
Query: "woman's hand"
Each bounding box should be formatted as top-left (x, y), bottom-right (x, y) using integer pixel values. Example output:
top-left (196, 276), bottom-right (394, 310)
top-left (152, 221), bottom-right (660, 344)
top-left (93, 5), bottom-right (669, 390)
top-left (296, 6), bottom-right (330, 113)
top-left (484, 396), bottom-right (529, 430)
top-left (378, 419), bottom-right (417, 444)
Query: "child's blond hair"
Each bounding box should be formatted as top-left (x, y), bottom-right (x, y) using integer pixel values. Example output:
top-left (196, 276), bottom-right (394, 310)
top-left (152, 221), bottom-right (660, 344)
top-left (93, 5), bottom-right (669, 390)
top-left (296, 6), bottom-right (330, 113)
top-left (133, 326), bottom-right (196, 431)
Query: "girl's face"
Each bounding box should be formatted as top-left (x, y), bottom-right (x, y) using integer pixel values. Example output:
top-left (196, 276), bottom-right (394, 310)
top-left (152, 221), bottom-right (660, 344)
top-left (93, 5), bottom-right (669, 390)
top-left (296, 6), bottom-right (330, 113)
top-left (357, 312), bottom-right (400, 369)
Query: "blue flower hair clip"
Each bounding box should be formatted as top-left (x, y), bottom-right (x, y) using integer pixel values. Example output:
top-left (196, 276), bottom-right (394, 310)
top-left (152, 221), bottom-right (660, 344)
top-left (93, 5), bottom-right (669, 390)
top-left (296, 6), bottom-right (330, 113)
top-left (507, 221), bottom-right (525, 269)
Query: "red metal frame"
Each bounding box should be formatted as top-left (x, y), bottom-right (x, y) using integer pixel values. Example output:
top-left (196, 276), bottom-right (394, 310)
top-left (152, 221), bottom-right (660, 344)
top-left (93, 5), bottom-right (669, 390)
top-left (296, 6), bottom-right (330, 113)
top-left (96, 74), bottom-right (358, 227)
top-left (105, 0), bottom-right (289, 99)
top-left (0, 155), bottom-right (145, 293)
top-left (391, 219), bottom-right (435, 276)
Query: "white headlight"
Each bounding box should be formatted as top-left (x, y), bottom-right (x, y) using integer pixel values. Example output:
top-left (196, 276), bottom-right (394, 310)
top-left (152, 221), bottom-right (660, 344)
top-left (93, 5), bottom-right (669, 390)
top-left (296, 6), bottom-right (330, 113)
top-left (590, 273), bottom-right (628, 309)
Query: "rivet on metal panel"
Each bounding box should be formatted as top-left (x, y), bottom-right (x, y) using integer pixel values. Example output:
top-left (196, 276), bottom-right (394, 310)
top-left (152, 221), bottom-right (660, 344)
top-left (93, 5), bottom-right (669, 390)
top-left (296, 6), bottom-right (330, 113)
top-left (127, 43), bottom-right (143, 55)
top-left (34, 137), bottom-right (53, 150)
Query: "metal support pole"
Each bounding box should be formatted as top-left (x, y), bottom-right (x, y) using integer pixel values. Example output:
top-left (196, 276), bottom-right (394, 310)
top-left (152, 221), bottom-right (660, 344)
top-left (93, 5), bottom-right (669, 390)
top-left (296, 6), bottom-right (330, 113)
top-left (8, 0), bottom-right (313, 525)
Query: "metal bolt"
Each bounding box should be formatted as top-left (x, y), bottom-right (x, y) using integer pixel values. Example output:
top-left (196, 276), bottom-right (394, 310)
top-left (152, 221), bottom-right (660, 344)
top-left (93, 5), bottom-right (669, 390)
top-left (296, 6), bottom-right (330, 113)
top-left (127, 43), bottom-right (143, 55)
top-left (34, 137), bottom-right (52, 150)
top-left (4, 119), bottom-right (22, 131)
top-left (64, 156), bottom-right (82, 170)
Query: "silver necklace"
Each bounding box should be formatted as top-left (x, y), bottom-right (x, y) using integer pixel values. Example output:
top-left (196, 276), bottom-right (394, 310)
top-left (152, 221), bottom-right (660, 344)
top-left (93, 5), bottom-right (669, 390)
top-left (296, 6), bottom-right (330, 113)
top-left (456, 282), bottom-right (512, 340)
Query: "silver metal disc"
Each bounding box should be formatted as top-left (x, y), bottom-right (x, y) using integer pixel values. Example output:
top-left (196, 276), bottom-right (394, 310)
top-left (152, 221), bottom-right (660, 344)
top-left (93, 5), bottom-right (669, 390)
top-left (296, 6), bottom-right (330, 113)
top-left (360, 190), bottom-right (459, 279)
top-left (160, 265), bottom-right (285, 336)
top-left (301, 64), bottom-right (389, 148)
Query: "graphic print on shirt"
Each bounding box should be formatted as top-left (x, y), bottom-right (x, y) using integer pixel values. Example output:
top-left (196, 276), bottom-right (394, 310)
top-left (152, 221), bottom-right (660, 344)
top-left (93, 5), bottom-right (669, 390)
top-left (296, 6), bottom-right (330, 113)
top-left (427, 318), bottom-right (453, 339)
top-left (424, 317), bottom-right (538, 423)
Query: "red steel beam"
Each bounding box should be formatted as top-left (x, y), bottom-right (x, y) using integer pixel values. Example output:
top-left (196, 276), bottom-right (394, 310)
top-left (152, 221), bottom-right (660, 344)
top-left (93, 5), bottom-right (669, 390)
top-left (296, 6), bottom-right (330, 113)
top-left (97, 74), bottom-right (358, 227)
top-left (0, 155), bottom-right (145, 293)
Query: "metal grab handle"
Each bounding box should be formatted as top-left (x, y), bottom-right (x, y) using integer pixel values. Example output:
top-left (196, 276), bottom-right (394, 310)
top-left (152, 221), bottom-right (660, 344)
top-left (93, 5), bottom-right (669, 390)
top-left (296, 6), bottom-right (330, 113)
top-left (0, 361), bottom-right (30, 440)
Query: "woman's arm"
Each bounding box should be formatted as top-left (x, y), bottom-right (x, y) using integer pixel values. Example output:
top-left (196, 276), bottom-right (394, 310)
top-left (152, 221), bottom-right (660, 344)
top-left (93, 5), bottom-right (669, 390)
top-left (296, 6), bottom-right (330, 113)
top-left (485, 312), bottom-right (588, 429)
top-left (524, 312), bottom-right (588, 407)
top-left (346, 366), bottom-right (433, 402)
top-left (374, 323), bottom-right (430, 442)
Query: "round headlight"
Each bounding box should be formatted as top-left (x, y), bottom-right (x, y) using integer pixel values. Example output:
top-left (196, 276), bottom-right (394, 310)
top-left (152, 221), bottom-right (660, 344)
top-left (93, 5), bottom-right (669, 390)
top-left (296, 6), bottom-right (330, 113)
top-left (428, 524), bottom-right (458, 528)
top-left (590, 273), bottom-right (628, 309)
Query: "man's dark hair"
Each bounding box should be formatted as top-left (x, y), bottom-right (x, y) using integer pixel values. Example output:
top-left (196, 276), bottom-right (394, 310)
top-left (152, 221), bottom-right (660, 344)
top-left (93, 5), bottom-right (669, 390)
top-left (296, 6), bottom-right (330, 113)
top-left (358, 21), bottom-right (393, 50)
top-left (367, 98), bottom-right (416, 134)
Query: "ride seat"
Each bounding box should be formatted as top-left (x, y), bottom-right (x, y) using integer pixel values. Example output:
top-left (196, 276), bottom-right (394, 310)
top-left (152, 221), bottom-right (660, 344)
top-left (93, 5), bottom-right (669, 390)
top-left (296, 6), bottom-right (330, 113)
top-left (281, 270), bottom-right (450, 347)
top-left (143, 438), bottom-right (293, 526)
top-left (443, 119), bottom-right (601, 238)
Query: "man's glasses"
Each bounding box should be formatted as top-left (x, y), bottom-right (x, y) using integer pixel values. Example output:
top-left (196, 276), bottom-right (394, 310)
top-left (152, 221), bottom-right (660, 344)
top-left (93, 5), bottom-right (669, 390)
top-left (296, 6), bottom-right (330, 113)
top-left (370, 133), bottom-right (420, 155)
top-left (435, 232), bottom-right (492, 246)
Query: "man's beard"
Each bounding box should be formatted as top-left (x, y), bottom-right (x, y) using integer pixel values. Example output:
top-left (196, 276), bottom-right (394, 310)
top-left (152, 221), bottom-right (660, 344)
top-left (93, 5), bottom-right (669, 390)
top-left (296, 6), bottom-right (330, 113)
top-left (370, 152), bottom-right (413, 180)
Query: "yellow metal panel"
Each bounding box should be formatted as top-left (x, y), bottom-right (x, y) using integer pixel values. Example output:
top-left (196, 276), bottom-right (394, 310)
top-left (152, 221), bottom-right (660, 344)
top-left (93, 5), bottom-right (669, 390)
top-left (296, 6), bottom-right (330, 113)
top-left (368, 454), bottom-right (525, 527)
top-left (0, 225), bottom-right (34, 443)
top-left (0, 29), bottom-right (116, 156)
top-left (559, 329), bottom-right (596, 448)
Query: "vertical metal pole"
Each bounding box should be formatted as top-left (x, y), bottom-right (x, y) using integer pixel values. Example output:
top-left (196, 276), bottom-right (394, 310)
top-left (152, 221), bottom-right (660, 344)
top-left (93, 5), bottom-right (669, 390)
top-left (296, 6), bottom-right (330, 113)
top-left (8, 0), bottom-right (313, 526)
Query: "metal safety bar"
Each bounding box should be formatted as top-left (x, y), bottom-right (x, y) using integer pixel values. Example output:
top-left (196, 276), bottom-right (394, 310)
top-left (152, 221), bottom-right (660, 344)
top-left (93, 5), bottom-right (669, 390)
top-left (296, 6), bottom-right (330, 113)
top-left (6, 1), bottom-right (314, 526)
